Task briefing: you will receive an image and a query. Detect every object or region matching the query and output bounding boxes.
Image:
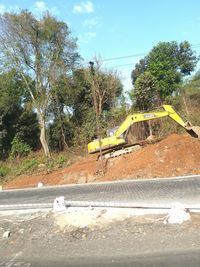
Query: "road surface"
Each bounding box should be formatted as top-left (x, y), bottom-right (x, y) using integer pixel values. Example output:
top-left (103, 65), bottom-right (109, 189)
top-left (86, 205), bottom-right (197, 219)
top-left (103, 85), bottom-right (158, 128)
top-left (1, 175), bottom-right (200, 209)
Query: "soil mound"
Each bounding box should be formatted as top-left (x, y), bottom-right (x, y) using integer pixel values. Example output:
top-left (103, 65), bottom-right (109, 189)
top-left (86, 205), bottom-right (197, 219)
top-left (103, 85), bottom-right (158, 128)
top-left (4, 134), bottom-right (200, 189)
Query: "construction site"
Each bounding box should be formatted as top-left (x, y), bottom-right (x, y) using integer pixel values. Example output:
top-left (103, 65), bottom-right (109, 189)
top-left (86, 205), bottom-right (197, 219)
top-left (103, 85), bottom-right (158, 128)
top-left (2, 132), bottom-right (200, 189)
top-left (1, 1), bottom-right (200, 266)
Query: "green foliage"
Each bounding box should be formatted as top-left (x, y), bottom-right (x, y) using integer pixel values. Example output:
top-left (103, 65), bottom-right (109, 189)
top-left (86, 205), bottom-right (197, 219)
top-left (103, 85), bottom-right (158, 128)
top-left (180, 71), bottom-right (200, 125)
top-left (48, 119), bottom-right (73, 151)
top-left (47, 154), bottom-right (68, 169)
top-left (106, 95), bottom-right (129, 131)
top-left (69, 67), bottom-right (123, 146)
top-left (0, 70), bottom-right (39, 160)
top-left (132, 71), bottom-right (159, 110)
top-left (15, 111), bottom-right (40, 150)
top-left (10, 135), bottom-right (32, 159)
top-left (131, 57), bottom-right (148, 84)
top-left (72, 108), bottom-right (96, 145)
top-left (0, 11), bottom-right (79, 157)
top-left (131, 41), bottom-right (198, 103)
top-left (0, 165), bottom-right (10, 177)
top-left (16, 158), bottom-right (38, 176)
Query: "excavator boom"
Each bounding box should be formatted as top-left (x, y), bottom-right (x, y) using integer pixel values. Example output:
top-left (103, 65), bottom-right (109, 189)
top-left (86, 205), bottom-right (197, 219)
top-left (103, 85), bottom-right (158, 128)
top-left (88, 105), bottom-right (200, 154)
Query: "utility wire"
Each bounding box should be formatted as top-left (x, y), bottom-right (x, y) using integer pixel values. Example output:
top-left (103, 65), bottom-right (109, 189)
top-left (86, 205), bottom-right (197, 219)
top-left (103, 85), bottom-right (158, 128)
top-left (81, 43), bottom-right (200, 68)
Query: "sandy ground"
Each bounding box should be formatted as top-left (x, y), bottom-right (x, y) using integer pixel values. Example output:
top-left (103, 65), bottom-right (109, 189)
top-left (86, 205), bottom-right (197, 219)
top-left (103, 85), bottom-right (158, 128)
top-left (3, 133), bottom-right (200, 189)
top-left (1, 208), bottom-right (200, 265)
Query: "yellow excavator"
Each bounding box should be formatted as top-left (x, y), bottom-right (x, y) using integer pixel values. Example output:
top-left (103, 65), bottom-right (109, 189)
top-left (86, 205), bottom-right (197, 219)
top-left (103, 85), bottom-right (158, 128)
top-left (88, 105), bottom-right (200, 159)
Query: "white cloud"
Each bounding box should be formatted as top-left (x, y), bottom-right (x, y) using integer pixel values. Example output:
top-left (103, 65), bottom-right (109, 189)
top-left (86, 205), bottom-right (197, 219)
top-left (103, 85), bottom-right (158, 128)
top-left (78, 31), bottom-right (96, 44)
top-left (86, 31), bottom-right (96, 38)
top-left (73, 1), bottom-right (94, 14)
top-left (35, 1), bottom-right (46, 11)
top-left (82, 17), bottom-right (102, 28)
top-left (33, 1), bottom-right (59, 16)
top-left (0, 4), bottom-right (20, 14)
top-left (0, 2), bottom-right (59, 17)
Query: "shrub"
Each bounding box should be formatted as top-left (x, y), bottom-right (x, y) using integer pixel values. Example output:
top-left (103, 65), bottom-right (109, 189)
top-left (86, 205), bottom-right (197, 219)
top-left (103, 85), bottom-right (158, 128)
top-left (16, 158), bottom-right (38, 176)
top-left (10, 135), bottom-right (32, 159)
top-left (47, 154), bottom-right (68, 169)
top-left (0, 165), bottom-right (10, 177)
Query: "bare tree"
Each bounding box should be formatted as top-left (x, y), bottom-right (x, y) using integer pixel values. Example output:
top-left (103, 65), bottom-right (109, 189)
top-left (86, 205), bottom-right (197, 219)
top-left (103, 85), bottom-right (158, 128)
top-left (85, 59), bottom-right (122, 171)
top-left (0, 11), bottom-right (78, 157)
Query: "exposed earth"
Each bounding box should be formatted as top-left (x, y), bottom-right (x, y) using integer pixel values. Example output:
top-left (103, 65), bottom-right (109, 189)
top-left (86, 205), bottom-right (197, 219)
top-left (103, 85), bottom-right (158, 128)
top-left (3, 133), bottom-right (200, 189)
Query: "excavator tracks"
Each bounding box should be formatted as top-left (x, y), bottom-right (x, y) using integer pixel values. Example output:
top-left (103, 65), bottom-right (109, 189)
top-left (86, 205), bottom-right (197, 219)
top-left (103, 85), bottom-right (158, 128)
top-left (104, 144), bottom-right (142, 159)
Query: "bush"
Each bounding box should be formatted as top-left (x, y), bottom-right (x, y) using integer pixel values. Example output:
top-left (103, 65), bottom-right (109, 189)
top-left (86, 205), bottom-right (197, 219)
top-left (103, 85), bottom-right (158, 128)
top-left (0, 165), bottom-right (10, 177)
top-left (10, 135), bottom-right (32, 159)
top-left (47, 154), bottom-right (68, 169)
top-left (16, 158), bottom-right (38, 176)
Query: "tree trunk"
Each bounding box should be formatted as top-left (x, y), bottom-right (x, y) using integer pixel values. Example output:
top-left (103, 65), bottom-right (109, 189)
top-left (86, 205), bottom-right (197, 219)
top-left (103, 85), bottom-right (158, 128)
top-left (148, 120), bottom-right (153, 136)
top-left (38, 114), bottom-right (51, 158)
top-left (182, 89), bottom-right (189, 116)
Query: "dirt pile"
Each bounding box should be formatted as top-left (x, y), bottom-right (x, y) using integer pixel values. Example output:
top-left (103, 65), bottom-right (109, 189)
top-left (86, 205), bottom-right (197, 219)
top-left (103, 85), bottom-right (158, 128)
top-left (4, 133), bottom-right (200, 189)
top-left (101, 133), bottom-right (200, 181)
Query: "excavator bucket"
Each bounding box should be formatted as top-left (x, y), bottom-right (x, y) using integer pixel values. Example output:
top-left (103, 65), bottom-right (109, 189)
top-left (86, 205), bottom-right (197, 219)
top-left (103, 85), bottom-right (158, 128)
top-left (186, 126), bottom-right (200, 139)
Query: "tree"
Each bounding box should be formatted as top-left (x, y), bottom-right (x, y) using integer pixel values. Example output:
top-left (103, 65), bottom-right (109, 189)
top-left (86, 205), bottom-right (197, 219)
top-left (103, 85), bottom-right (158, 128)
top-left (85, 61), bottom-right (122, 121)
top-left (69, 65), bottom-right (123, 146)
top-left (131, 41), bottom-right (198, 102)
top-left (180, 70), bottom-right (200, 119)
top-left (0, 70), bottom-right (39, 159)
top-left (131, 71), bottom-right (159, 110)
top-left (0, 11), bottom-right (79, 158)
top-left (131, 57), bottom-right (148, 84)
top-left (48, 75), bottom-right (73, 151)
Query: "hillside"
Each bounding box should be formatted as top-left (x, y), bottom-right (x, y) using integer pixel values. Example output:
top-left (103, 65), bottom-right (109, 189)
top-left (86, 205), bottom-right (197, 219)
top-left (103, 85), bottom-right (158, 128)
top-left (3, 133), bottom-right (200, 189)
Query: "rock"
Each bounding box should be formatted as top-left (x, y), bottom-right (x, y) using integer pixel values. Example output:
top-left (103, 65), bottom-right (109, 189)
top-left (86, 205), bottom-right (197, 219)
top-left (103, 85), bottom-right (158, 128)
top-left (164, 202), bottom-right (190, 224)
top-left (146, 135), bottom-right (155, 141)
top-left (38, 163), bottom-right (46, 168)
top-left (37, 182), bottom-right (44, 188)
top-left (3, 231), bottom-right (11, 238)
top-left (53, 196), bottom-right (67, 212)
top-left (77, 176), bottom-right (87, 184)
top-left (19, 229), bottom-right (24, 234)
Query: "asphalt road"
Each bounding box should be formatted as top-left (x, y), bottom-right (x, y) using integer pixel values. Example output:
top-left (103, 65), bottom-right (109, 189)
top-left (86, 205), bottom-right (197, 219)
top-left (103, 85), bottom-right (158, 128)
top-left (2, 250), bottom-right (200, 267)
top-left (1, 175), bottom-right (200, 208)
top-left (23, 250), bottom-right (200, 267)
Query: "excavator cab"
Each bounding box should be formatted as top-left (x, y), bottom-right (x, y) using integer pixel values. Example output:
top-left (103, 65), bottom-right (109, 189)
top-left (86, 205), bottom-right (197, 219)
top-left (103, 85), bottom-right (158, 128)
top-left (106, 126), bottom-right (119, 137)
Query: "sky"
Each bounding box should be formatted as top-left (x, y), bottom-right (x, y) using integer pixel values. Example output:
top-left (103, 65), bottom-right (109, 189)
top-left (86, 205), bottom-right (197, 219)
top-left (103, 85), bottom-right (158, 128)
top-left (0, 0), bottom-right (200, 91)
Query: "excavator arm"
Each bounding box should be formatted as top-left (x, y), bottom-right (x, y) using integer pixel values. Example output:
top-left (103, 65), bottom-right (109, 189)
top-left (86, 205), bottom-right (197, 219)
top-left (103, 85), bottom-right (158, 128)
top-left (88, 105), bottom-right (200, 154)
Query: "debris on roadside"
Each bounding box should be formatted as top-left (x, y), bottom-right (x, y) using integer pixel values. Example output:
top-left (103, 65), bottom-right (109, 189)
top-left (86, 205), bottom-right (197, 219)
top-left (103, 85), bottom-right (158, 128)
top-left (164, 202), bottom-right (190, 224)
top-left (3, 230), bottom-right (11, 238)
top-left (37, 182), bottom-right (44, 188)
top-left (53, 196), bottom-right (67, 212)
top-left (18, 229), bottom-right (24, 234)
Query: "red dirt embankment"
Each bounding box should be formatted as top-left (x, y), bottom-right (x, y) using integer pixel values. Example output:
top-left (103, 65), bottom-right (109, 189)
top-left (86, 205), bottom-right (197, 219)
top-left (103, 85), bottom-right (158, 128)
top-left (4, 133), bottom-right (200, 189)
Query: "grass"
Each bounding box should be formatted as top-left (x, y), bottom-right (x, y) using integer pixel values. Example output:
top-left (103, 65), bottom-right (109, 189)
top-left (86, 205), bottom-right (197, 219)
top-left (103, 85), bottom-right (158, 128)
top-left (0, 149), bottom-right (84, 185)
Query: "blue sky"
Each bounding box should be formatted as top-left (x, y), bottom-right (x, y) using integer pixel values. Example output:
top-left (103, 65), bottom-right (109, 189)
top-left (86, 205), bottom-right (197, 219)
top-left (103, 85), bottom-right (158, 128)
top-left (0, 0), bottom-right (200, 91)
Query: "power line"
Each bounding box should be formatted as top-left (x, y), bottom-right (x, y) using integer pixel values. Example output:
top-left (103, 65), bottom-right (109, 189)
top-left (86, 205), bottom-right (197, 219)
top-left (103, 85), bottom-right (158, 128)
top-left (82, 43), bottom-right (200, 68)
top-left (100, 53), bottom-right (146, 62)
top-left (81, 52), bottom-right (147, 65)
top-left (107, 63), bottom-right (138, 69)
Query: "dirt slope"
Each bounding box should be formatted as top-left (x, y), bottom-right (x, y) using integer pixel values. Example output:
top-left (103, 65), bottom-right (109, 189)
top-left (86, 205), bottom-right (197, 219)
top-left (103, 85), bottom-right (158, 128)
top-left (4, 133), bottom-right (200, 189)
